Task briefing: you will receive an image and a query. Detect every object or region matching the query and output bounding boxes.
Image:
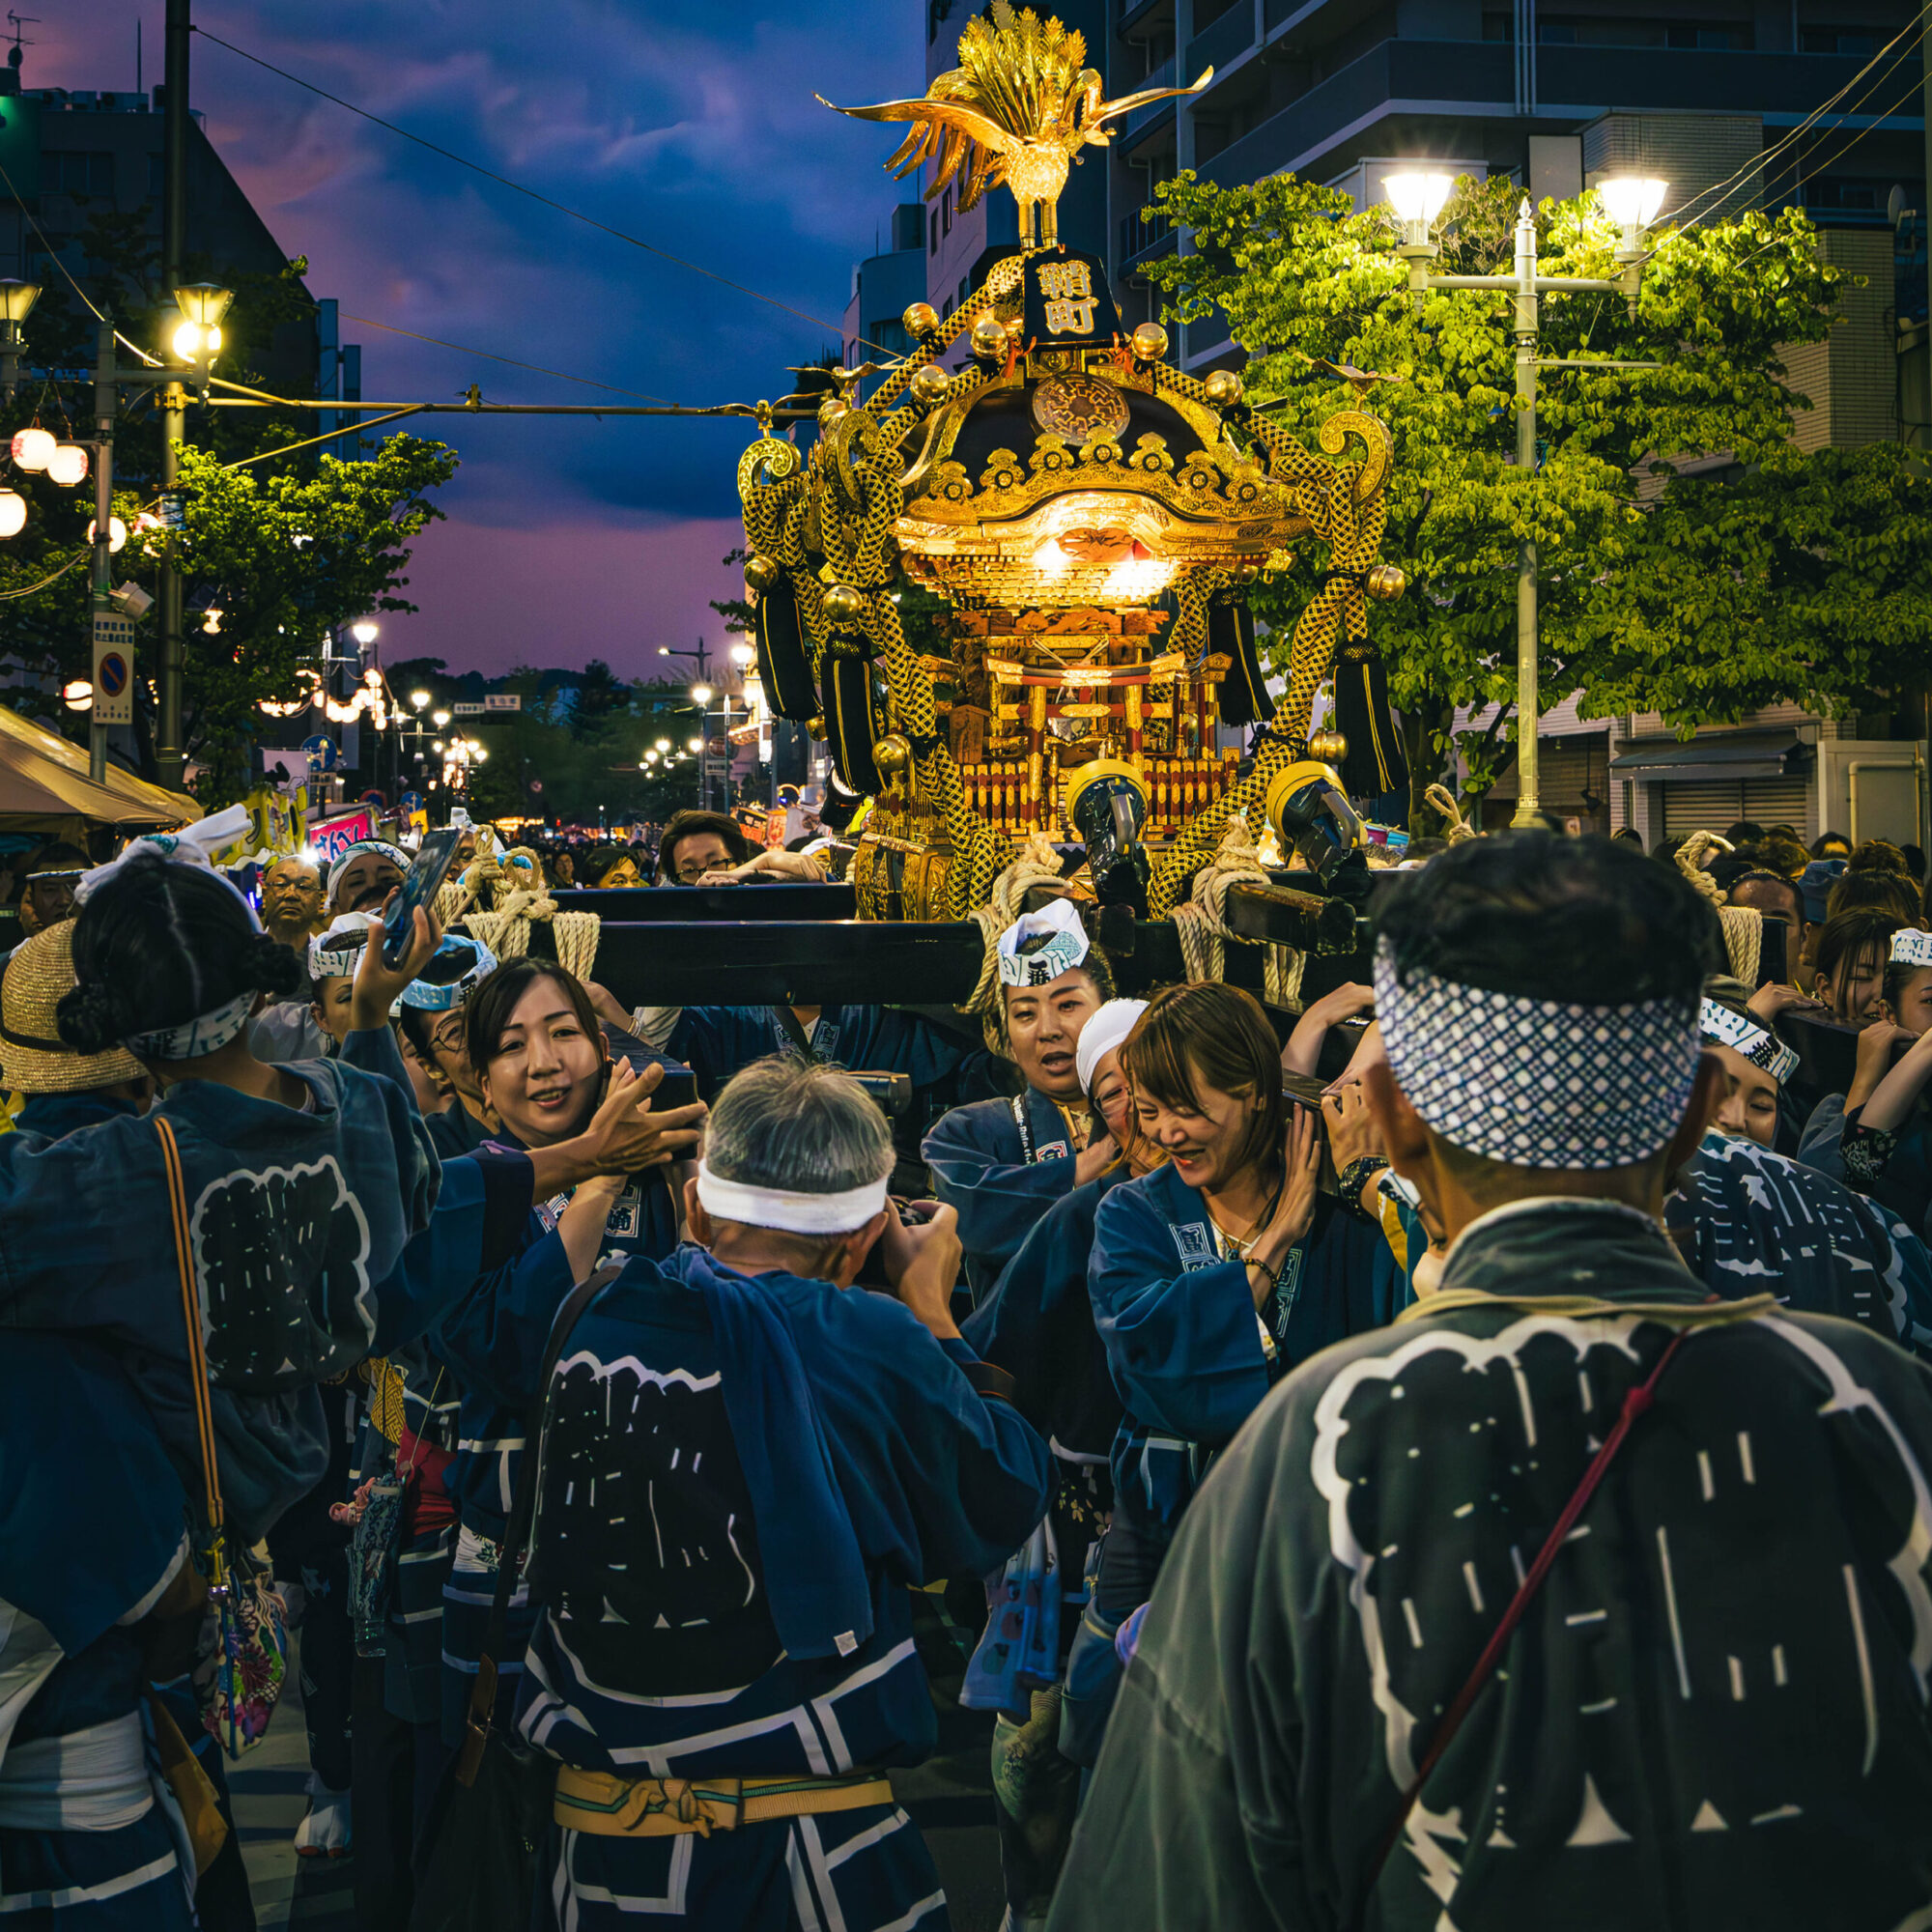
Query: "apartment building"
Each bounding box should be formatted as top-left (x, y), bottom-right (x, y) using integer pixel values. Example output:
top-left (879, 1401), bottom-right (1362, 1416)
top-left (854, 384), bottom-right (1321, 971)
top-left (0, 62), bottom-right (330, 399)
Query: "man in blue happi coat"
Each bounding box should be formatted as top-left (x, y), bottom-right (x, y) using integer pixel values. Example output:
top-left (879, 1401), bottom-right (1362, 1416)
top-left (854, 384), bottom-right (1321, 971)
top-left (514, 1054), bottom-right (1051, 1931)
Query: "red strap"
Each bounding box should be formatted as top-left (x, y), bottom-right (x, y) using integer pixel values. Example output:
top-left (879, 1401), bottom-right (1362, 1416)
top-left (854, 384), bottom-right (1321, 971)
top-left (1364, 1325), bottom-right (1691, 1895)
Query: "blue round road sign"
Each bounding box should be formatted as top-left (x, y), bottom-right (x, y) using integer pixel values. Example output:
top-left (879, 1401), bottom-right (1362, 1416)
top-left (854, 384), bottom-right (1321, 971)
top-left (98, 653), bottom-right (128, 697)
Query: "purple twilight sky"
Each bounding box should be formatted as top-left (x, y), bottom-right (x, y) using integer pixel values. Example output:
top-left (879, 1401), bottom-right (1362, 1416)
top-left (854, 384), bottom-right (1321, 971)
top-left (41, 0), bottom-right (924, 680)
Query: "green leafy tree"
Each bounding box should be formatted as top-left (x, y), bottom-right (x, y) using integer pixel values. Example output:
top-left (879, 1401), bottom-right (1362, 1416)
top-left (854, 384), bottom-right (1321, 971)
top-left (1140, 172), bottom-right (1929, 825)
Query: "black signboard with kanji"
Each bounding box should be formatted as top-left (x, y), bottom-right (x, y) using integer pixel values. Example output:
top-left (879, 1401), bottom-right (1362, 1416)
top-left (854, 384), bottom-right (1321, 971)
top-left (1021, 246), bottom-right (1121, 348)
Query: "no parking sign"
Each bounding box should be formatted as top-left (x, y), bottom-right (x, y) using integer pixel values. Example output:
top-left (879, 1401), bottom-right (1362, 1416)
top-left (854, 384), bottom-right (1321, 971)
top-left (92, 613), bottom-right (133, 725)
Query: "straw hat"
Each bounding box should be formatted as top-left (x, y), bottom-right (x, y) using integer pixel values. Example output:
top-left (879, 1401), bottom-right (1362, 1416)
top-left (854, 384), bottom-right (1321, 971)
top-left (0, 920), bottom-right (143, 1094)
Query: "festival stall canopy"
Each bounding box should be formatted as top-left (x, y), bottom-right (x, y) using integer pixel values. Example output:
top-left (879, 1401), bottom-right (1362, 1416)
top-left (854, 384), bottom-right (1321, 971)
top-left (0, 699), bottom-right (201, 836)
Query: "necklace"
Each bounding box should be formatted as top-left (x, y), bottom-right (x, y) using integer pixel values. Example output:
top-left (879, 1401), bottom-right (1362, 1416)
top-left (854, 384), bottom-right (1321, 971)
top-left (1205, 1171), bottom-right (1285, 1258)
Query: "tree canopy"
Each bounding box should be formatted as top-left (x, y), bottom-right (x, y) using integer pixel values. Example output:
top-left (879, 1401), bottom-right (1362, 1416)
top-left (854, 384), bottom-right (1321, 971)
top-left (1141, 172), bottom-right (1932, 823)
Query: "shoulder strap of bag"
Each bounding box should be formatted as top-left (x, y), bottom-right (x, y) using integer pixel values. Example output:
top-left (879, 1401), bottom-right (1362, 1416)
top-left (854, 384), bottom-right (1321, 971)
top-left (770, 1004), bottom-right (821, 1064)
top-left (156, 1117), bottom-right (226, 1554)
top-left (1358, 1323), bottom-right (1693, 1911)
top-left (458, 1259), bottom-right (623, 1782)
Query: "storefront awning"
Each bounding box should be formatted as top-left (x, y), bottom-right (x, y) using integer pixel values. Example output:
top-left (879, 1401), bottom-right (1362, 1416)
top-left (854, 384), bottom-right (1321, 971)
top-left (1607, 727), bottom-right (1811, 786)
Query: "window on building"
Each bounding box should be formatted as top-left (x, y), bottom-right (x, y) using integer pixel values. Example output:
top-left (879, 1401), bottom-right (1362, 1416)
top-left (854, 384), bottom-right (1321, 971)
top-left (930, 210), bottom-right (940, 254)
top-left (1537, 16), bottom-right (1751, 49)
top-left (943, 295), bottom-right (955, 320)
top-left (1482, 9), bottom-right (1515, 37)
top-left (943, 186), bottom-right (952, 236)
top-left (957, 275), bottom-right (969, 308)
top-left (43, 151), bottom-right (114, 197)
top-left (1800, 27), bottom-right (1881, 56)
top-left (147, 152), bottom-right (164, 195)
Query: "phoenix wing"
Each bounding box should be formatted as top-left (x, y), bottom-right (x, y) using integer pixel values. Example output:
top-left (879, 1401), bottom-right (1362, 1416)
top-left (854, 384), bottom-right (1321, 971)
top-left (1083, 66), bottom-right (1215, 131)
top-left (817, 93), bottom-right (1012, 199)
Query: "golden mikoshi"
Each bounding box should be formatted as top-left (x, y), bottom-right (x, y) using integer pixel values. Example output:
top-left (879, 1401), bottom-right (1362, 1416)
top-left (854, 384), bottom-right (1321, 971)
top-left (739, 3), bottom-right (1402, 922)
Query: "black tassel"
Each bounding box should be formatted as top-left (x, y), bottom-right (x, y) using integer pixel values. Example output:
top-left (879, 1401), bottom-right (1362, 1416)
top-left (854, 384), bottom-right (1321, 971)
top-left (824, 657), bottom-right (884, 793)
top-left (754, 578), bottom-right (821, 722)
top-left (1333, 645), bottom-right (1408, 800)
top-left (1208, 596), bottom-right (1275, 727)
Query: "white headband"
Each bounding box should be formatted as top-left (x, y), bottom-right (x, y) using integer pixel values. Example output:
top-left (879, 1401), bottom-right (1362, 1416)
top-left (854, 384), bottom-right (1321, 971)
top-left (75, 802), bottom-right (255, 906)
top-left (696, 1158), bottom-right (889, 1236)
top-left (125, 986), bottom-right (257, 1062)
top-left (309, 911), bottom-right (381, 980)
top-left (1075, 997), bottom-right (1148, 1094)
top-left (1700, 999), bottom-right (1800, 1085)
top-left (1892, 928), bottom-right (1932, 970)
top-left (998, 896), bottom-right (1090, 989)
top-left (1374, 940), bottom-right (1701, 1170)
top-left (327, 839), bottom-right (410, 900)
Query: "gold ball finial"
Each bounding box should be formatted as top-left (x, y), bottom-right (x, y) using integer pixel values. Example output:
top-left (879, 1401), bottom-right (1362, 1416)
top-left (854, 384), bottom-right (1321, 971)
top-left (873, 731), bottom-right (912, 777)
top-left (903, 300), bottom-right (939, 338)
top-left (1203, 369), bottom-right (1244, 408)
top-left (1308, 727), bottom-right (1350, 767)
top-left (744, 554), bottom-right (781, 593)
top-left (822, 582), bottom-right (867, 624)
top-left (817, 394), bottom-right (848, 428)
top-left (1366, 563), bottom-right (1408, 602)
top-left (970, 315), bottom-right (1009, 362)
top-left (806, 715), bottom-right (826, 739)
top-left (910, 364), bottom-right (952, 405)
top-left (1230, 559), bottom-right (1261, 584)
top-left (1130, 322), bottom-right (1168, 362)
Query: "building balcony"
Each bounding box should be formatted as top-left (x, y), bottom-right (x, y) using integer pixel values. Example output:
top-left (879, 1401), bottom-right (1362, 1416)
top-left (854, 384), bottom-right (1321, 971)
top-left (1185, 4), bottom-right (1256, 81)
top-left (1121, 51), bottom-right (1179, 142)
top-left (1195, 39), bottom-right (1918, 187)
top-left (1119, 207), bottom-right (1175, 268)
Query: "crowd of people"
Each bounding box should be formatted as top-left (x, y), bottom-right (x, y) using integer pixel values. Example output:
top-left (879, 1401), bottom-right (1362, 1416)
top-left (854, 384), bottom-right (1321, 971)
top-left (5, 806), bottom-right (1932, 1932)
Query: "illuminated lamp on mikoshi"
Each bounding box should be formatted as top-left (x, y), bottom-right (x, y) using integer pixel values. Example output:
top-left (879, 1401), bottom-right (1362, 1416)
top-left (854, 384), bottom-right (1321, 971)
top-left (44, 443), bottom-right (88, 487)
top-left (0, 490), bottom-right (25, 538)
top-left (10, 427), bottom-right (53, 471)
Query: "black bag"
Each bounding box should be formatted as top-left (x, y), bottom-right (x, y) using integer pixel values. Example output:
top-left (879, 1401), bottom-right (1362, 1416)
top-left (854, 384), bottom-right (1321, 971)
top-left (408, 1266), bottom-right (620, 1932)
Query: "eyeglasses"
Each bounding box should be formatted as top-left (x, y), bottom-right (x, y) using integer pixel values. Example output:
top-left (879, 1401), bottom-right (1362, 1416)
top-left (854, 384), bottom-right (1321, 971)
top-left (430, 1015), bottom-right (468, 1055)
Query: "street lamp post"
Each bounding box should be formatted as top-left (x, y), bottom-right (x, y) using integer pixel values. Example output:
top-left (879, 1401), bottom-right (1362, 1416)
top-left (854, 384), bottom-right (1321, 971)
top-left (1386, 175), bottom-right (1666, 827)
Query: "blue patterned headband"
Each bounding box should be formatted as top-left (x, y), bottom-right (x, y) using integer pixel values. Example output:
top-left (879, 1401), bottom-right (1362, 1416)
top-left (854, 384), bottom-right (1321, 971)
top-left (309, 912), bottom-right (380, 980)
top-left (1891, 928), bottom-right (1932, 971)
top-left (125, 987), bottom-right (258, 1062)
top-left (1374, 939), bottom-right (1702, 1170)
top-left (1700, 999), bottom-right (1799, 1085)
top-left (998, 897), bottom-right (1091, 989)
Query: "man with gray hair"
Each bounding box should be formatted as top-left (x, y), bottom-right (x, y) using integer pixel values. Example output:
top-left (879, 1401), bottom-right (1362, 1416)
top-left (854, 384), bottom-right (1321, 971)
top-left (514, 1054), bottom-right (1052, 1931)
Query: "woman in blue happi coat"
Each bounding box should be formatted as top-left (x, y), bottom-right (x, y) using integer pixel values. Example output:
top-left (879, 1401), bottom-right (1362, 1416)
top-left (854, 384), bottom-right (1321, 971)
top-left (427, 957), bottom-right (705, 1749)
top-left (923, 899), bottom-right (1123, 1300)
top-left (1068, 981), bottom-right (1392, 1762)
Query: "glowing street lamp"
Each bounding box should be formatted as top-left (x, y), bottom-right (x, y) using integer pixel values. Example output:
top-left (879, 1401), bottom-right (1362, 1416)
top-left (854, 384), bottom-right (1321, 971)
top-left (1376, 173), bottom-right (1668, 825)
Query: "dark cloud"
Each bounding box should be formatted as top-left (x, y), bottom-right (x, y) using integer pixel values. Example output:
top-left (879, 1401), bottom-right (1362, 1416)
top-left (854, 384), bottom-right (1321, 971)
top-left (42, 0), bottom-right (923, 674)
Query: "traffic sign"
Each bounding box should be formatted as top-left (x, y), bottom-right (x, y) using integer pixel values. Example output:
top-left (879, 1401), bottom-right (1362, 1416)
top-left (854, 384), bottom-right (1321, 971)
top-left (451, 700), bottom-right (486, 716)
top-left (91, 613), bottom-right (134, 724)
top-left (400, 790), bottom-right (423, 812)
top-left (483, 693), bottom-right (522, 712)
top-left (301, 733), bottom-right (339, 774)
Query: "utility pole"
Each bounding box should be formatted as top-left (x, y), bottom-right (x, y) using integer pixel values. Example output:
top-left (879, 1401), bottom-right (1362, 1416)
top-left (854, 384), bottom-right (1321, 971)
top-left (90, 317), bottom-right (115, 785)
top-left (156, 0), bottom-right (189, 792)
top-left (1513, 202), bottom-right (1541, 829)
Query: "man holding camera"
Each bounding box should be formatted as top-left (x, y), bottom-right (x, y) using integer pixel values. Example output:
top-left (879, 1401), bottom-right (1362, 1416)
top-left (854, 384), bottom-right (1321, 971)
top-left (513, 1054), bottom-right (1052, 1930)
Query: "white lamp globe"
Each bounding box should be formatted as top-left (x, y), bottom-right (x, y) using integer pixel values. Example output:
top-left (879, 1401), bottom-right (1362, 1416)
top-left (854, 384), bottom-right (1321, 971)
top-left (10, 427), bottom-right (53, 471)
top-left (86, 515), bottom-right (128, 553)
top-left (0, 490), bottom-right (25, 538)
